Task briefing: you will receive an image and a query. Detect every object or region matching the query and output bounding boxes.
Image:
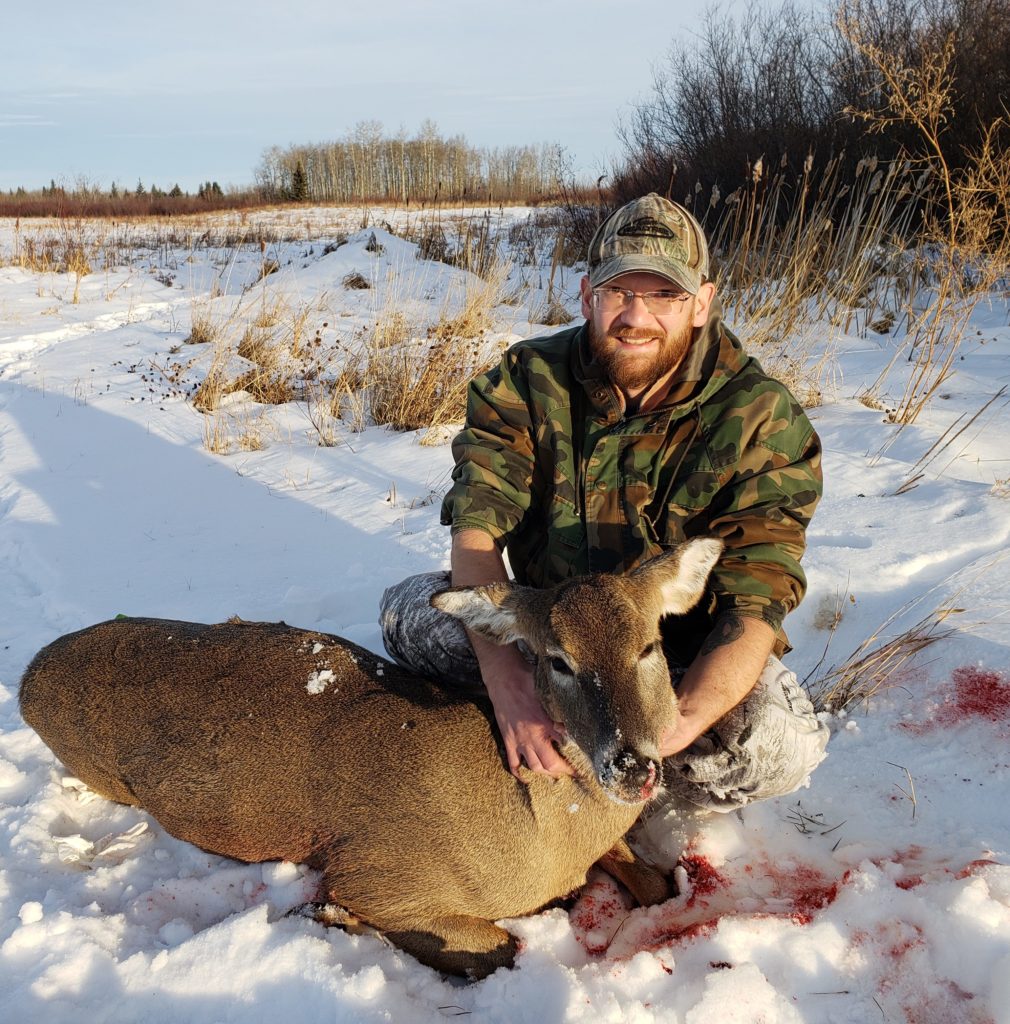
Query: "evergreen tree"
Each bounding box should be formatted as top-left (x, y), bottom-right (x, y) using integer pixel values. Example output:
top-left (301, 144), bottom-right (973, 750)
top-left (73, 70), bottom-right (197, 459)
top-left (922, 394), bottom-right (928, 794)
top-left (169, 183), bottom-right (183, 197)
top-left (289, 161), bottom-right (308, 202)
top-left (135, 179), bottom-right (146, 196)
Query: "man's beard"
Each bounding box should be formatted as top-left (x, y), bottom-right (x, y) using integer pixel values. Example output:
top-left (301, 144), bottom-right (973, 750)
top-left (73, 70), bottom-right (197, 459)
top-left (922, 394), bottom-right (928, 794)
top-left (588, 318), bottom-right (695, 395)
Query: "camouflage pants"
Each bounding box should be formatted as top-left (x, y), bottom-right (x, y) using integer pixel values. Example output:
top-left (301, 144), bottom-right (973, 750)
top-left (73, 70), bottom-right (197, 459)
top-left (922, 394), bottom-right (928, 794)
top-left (380, 571), bottom-right (829, 813)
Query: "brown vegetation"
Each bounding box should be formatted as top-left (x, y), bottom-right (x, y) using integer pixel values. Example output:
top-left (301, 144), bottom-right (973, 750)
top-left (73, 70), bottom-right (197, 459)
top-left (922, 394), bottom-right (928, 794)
top-left (611, 0), bottom-right (1010, 206)
top-left (0, 187), bottom-right (267, 220)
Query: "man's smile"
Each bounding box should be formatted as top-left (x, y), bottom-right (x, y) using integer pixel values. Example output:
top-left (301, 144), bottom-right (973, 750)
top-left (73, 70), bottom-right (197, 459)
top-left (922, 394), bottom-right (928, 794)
top-left (610, 329), bottom-right (663, 349)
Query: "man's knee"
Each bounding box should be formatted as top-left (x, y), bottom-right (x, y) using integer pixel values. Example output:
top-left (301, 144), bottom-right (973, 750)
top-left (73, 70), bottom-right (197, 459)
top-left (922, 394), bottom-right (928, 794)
top-left (379, 571), bottom-right (483, 689)
top-left (662, 655), bottom-right (829, 813)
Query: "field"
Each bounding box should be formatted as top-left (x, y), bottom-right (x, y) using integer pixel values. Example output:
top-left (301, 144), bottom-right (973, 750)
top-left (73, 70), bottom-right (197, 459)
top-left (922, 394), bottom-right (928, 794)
top-left (1, 204), bottom-right (1009, 1023)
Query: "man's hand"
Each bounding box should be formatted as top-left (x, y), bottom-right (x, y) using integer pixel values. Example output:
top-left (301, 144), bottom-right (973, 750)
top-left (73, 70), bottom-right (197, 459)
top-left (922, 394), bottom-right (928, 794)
top-left (483, 655), bottom-right (574, 779)
top-left (659, 612), bottom-right (776, 758)
top-left (451, 528), bottom-right (574, 781)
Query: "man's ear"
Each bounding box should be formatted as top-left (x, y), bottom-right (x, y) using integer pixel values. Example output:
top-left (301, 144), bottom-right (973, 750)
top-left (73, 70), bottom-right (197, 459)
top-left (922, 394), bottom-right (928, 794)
top-left (579, 275), bottom-right (594, 319)
top-left (692, 281), bottom-right (717, 328)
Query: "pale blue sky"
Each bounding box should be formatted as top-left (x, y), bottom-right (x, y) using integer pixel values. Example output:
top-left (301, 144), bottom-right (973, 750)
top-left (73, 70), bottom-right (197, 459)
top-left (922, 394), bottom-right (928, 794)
top-left (1, 0), bottom-right (743, 193)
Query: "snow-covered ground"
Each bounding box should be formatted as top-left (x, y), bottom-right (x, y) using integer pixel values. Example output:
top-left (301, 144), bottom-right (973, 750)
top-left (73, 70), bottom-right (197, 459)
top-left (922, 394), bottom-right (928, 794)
top-left (1, 208), bottom-right (1009, 1023)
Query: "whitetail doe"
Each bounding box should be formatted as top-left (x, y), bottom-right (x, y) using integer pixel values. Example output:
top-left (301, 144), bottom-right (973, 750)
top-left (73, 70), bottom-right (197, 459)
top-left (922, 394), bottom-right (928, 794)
top-left (19, 537), bottom-right (721, 978)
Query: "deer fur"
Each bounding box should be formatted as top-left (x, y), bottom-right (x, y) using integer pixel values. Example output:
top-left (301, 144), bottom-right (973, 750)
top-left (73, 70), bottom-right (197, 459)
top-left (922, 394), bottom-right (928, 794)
top-left (19, 537), bottom-right (722, 978)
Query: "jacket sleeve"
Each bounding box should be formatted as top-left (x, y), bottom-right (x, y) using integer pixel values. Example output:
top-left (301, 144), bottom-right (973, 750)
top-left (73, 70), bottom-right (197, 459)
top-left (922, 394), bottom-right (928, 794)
top-left (440, 350), bottom-right (536, 546)
top-left (703, 405), bottom-right (822, 638)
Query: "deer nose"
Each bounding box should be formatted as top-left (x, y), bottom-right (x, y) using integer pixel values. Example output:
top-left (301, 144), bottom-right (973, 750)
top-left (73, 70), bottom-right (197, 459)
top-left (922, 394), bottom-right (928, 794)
top-left (599, 749), bottom-right (663, 804)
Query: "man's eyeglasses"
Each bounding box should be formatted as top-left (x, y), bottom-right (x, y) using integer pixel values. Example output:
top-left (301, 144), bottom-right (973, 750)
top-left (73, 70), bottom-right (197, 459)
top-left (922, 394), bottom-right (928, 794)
top-left (593, 285), bottom-right (692, 315)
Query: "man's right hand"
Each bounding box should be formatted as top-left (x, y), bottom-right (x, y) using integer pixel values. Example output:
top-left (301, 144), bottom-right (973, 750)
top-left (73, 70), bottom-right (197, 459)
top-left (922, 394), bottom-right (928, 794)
top-left (483, 658), bottom-right (574, 780)
top-left (450, 528), bottom-right (574, 781)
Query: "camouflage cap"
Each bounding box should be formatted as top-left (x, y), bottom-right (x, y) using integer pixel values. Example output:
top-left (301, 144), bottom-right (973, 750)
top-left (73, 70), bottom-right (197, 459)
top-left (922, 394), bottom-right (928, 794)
top-left (587, 193), bottom-right (710, 294)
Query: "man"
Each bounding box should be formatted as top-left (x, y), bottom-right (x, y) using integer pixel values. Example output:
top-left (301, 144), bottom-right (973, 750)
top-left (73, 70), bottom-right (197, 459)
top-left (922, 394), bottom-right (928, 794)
top-left (381, 193), bottom-right (828, 812)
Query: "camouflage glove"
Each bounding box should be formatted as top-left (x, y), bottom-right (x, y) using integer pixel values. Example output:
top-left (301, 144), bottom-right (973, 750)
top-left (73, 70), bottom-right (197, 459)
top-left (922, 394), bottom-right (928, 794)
top-left (663, 658), bottom-right (829, 812)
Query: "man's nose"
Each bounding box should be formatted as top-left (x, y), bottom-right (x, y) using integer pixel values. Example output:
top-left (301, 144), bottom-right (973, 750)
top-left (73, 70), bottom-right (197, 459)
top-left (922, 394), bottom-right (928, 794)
top-left (619, 293), bottom-right (656, 327)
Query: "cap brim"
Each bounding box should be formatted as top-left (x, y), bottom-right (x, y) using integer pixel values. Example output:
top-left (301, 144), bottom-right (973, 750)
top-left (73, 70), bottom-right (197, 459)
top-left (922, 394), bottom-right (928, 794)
top-left (588, 255), bottom-right (701, 294)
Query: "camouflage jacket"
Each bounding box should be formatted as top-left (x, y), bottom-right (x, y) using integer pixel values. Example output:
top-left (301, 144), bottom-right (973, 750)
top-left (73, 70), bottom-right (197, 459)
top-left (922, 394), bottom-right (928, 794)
top-left (441, 312), bottom-right (822, 652)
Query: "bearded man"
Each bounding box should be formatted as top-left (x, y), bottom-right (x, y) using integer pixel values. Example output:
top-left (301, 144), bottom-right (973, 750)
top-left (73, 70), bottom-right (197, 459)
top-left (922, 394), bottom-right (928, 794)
top-left (380, 193), bottom-right (828, 814)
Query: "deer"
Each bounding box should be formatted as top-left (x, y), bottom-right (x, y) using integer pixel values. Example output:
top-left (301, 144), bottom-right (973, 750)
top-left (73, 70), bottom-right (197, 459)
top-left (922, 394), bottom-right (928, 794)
top-left (18, 537), bottom-right (722, 978)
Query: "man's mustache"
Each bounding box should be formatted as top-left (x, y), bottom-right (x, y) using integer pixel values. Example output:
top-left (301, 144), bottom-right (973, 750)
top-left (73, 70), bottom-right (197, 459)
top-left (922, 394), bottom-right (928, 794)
top-left (608, 327), bottom-right (663, 342)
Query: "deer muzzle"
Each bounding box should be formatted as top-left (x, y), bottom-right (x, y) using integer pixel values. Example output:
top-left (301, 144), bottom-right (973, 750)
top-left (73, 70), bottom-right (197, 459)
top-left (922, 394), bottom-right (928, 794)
top-left (597, 747), bottom-right (664, 805)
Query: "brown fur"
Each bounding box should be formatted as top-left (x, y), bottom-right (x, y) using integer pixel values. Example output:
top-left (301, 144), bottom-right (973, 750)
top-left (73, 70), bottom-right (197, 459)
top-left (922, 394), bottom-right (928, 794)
top-left (18, 539), bottom-right (721, 978)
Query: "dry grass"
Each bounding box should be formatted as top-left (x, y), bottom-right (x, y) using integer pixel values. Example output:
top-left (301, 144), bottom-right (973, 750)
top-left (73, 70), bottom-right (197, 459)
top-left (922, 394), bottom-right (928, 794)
top-left (178, 283), bottom-right (364, 451)
top-left (5, 218), bottom-right (96, 303)
top-left (232, 367), bottom-right (296, 406)
top-left (372, 310), bottom-right (412, 349)
top-left (201, 408), bottom-right (273, 454)
top-left (805, 607), bottom-right (956, 714)
top-left (696, 151), bottom-right (925, 403)
top-left (366, 333), bottom-right (504, 432)
top-left (875, 387), bottom-right (1010, 493)
top-left (236, 326), bottom-right (277, 367)
top-left (186, 303), bottom-right (221, 346)
top-left (429, 256), bottom-right (513, 343)
top-left (191, 365), bottom-right (229, 413)
top-left (839, 14), bottom-right (1010, 424)
top-left (799, 555), bottom-right (1009, 715)
top-left (304, 382), bottom-right (346, 447)
top-left (532, 298), bottom-right (575, 326)
top-left (530, 233), bottom-right (574, 326)
top-left (361, 252), bottom-right (514, 432)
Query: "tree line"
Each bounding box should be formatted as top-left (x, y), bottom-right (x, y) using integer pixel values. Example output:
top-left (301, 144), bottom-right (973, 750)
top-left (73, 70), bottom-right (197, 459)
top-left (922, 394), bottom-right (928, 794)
top-left (254, 120), bottom-right (565, 204)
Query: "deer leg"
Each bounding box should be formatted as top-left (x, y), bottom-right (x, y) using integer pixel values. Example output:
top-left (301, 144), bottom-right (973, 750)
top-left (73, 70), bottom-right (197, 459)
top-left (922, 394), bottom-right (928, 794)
top-left (598, 838), bottom-right (670, 906)
top-left (293, 902), bottom-right (514, 978)
top-left (384, 915), bottom-right (518, 979)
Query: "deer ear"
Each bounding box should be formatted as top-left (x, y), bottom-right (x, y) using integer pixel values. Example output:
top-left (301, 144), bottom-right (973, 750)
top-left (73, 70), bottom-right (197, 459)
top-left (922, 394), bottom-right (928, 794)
top-left (632, 537), bottom-right (723, 617)
top-left (431, 584), bottom-right (528, 646)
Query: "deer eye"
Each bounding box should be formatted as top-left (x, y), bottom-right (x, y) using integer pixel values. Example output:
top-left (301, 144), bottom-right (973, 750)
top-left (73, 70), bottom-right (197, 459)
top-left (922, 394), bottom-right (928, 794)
top-left (549, 655), bottom-right (574, 676)
top-left (640, 641), bottom-right (659, 660)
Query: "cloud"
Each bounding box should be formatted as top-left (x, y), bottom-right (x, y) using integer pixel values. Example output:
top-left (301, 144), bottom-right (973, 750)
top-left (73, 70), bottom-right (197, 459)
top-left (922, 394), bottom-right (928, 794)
top-left (0, 114), bottom-right (57, 128)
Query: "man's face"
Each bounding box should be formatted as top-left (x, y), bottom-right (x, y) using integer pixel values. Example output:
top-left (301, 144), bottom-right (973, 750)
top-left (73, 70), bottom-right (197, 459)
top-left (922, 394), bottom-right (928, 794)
top-left (580, 271), bottom-right (716, 398)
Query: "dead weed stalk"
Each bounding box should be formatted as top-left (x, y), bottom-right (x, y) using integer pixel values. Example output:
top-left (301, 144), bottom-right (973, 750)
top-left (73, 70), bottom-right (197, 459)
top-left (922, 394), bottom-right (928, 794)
top-left (805, 607), bottom-right (956, 714)
top-left (840, 8), bottom-right (1010, 423)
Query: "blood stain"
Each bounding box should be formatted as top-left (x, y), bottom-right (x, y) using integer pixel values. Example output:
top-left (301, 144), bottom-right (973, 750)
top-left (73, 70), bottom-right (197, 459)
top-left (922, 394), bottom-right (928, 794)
top-left (679, 854), bottom-right (727, 904)
top-left (902, 666), bottom-right (1010, 733)
top-left (945, 666), bottom-right (1010, 723)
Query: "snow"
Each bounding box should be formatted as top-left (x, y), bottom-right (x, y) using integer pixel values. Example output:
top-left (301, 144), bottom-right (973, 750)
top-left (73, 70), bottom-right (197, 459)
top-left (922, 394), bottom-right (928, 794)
top-left (1, 207), bottom-right (1009, 1022)
top-left (306, 669), bottom-right (336, 695)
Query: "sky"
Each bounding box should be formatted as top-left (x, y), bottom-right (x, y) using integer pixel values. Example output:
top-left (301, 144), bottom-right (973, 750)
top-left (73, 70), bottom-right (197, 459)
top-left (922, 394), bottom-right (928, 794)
top-left (0, 0), bottom-right (737, 194)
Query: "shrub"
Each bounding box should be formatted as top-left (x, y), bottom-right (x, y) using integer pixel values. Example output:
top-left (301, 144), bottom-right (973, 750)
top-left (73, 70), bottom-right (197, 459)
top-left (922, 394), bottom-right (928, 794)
top-left (612, 0), bottom-right (1010, 207)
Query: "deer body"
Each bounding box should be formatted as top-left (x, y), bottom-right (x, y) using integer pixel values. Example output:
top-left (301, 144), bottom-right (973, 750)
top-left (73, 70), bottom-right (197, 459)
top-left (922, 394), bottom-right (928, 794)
top-left (19, 538), bottom-right (722, 977)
